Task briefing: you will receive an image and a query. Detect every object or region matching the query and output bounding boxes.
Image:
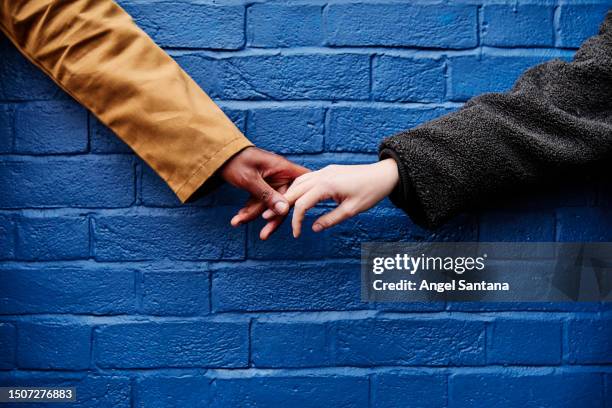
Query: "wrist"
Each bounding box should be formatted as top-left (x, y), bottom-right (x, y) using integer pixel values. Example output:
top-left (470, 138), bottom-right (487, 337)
top-left (374, 158), bottom-right (400, 194)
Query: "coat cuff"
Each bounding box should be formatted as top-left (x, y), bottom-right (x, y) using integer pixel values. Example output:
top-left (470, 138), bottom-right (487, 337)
top-left (174, 136), bottom-right (254, 203)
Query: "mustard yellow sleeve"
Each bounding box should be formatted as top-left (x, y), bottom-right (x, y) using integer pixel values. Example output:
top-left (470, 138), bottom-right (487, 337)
top-left (0, 0), bottom-right (253, 202)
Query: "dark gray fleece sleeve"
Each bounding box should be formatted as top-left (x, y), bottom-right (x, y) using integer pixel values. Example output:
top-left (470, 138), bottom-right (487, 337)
top-left (379, 12), bottom-right (612, 229)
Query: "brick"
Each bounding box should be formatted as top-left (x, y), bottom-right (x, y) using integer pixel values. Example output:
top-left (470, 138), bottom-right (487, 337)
top-left (134, 376), bottom-right (210, 408)
top-left (327, 106), bottom-right (451, 152)
top-left (558, 4), bottom-right (610, 48)
top-left (248, 207), bottom-right (477, 260)
top-left (0, 374), bottom-right (131, 407)
top-left (141, 164), bottom-right (247, 207)
top-left (176, 53), bottom-right (370, 101)
top-left (326, 4), bottom-right (478, 48)
top-left (0, 37), bottom-right (65, 100)
top-left (482, 5), bottom-right (554, 47)
top-left (479, 210), bottom-right (555, 241)
top-left (212, 262), bottom-right (362, 312)
top-left (0, 323), bottom-right (16, 369)
top-left (247, 4), bottom-right (323, 47)
top-left (93, 209), bottom-right (244, 261)
top-left (141, 271), bottom-right (209, 315)
top-left (0, 267), bottom-right (136, 315)
top-left (0, 105), bottom-right (13, 153)
top-left (252, 321), bottom-right (331, 367)
top-left (94, 321), bottom-right (248, 368)
top-left (16, 216), bottom-right (89, 260)
top-left (0, 215), bottom-right (14, 260)
top-left (17, 322), bottom-right (91, 370)
top-left (450, 372), bottom-right (604, 407)
top-left (337, 318), bottom-right (485, 366)
top-left (0, 156), bottom-right (135, 208)
top-left (119, 1), bottom-right (244, 49)
top-left (246, 108), bottom-right (325, 154)
top-left (606, 373), bottom-right (612, 408)
top-left (253, 318), bottom-right (485, 367)
top-left (372, 373), bottom-right (446, 408)
top-left (89, 116), bottom-right (131, 153)
top-left (209, 376), bottom-right (368, 408)
top-left (248, 207), bottom-right (410, 259)
top-left (556, 208), bottom-right (612, 241)
top-left (449, 53), bottom-right (564, 101)
top-left (373, 56), bottom-right (445, 102)
top-left (14, 101), bottom-right (88, 154)
top-left (568, 317), bottom-right (612, 364)
top-left (487, 319), bottom-right (562, 365)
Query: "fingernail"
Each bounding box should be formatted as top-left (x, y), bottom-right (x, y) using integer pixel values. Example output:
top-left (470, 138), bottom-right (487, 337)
top-left (262, 210), bottom-right (273, 220)
top-left (312, 223), bottom-right (323, 232)
top-left (231, 216), bottom-right (241, 226)
top-left (274, 201), bottom-right (289, 214)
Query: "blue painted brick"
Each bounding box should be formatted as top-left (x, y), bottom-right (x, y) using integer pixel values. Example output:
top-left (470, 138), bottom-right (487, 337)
top-left (93, 209), bottom-right (244, 261)
top-left (556, 207), bottom-right (612, 241)
top-left (0, 267), bottom-right (136, 315)
top-left (119, 1), bottom-right (244, 49)
top-left (247, 4), bottom-right (323, 47)
top-left (372, 373), bottom-right (447, 408)
top-left (450, 372), bottom-right (604, 408)
top-left (209, 376), bottom-right (368, 408)
top-left (568, 317), bottom-right (612, 364)
top-left (449, 53), bottom-right (565, 101)
top-left (141, 271), bottom-right (209, 316)
top-left (253, 318), bottom-right (485, 367)
top-left (89, 116), bottom-right (131, 153)
top-left (334, 318), bottom-right (485, 366)
top-left (16, 216), bottom-right (89, 260)
top-left (246, 108), bottom-right (325, 154)
top-left (17, 322), bottom-right (91, 370)
top-left (248, 207), bottom-right (477, 260)
top-left (479, 210), bottom-right (555, 241)
top-left (177, 53), bottom-right (370, 100)
top-left (606, 373), bottom-right (612, 408)
top-left (14, 101), bottom-right (88, 154)
top-left (326, 4), bottom-right (478, 48)
top-left (373, 56), bottom-right (446, 102)
top-left (482, 5), bottom-right (554, 47)
top-left (0, 323), bottom-right (16, 369)
top-left (558, 4), bottom-right (611, 48)
top-left (0, 156), bottom-right (135, 208)
top-left (0, 215), bottom-right (14, 260)
top-left (134, 375), bottom-right (210, 408)
top-left (0, 373), bottom-right (131, 407)
top-left (0, 37), bottom-right (65, 100)
top-left (212, 261), bottom-right (362, 312)
top-left (140, 164), bottom-right (247, 207)
top-left (487, 319), bottom-right (562, 365)
top-left (251, 321), bottom-right (332, 367)
top-left (327, 106), bottom-right (452, 152)
top-left (247, 207), bottom-right (413, 260)
top-left (0, 105), bottom-right (13, 153)
top-left (94, 321), bottom-right (248, 368)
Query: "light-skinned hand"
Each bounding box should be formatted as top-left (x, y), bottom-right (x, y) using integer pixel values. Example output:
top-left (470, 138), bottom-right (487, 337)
top-left (261, 159), bottom-right (399, 238)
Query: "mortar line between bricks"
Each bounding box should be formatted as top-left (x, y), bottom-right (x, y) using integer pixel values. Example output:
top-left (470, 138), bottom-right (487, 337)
top-left (9, 365), bottom-right (610, 377)
top-left (0, 310), bottom-right (604, 322)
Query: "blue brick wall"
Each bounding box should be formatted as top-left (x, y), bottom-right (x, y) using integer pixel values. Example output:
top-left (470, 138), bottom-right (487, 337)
top-left (1, 0), bottom-right (611, 407)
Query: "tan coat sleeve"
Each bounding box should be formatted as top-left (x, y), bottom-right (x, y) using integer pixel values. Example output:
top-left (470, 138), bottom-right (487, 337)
top-left (0, 0), bottom-right (253, 202)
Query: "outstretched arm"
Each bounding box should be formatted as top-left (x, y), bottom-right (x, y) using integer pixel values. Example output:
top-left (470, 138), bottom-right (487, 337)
top-left (380, 11), bottom-right (612, 229)
top-left (0, 0), bottom-right (306, 220)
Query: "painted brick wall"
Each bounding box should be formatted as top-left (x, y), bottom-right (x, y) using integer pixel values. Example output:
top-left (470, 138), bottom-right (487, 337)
top-left (1, 0), bottom-right (611, 407)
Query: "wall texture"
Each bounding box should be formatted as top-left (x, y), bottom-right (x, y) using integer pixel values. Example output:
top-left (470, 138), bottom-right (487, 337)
top-left (1, 0), bottom-right (611, 407)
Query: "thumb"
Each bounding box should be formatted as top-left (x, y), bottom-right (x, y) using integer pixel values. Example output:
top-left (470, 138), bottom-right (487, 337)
top-left (247, 175), bottom-right (290, 216)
